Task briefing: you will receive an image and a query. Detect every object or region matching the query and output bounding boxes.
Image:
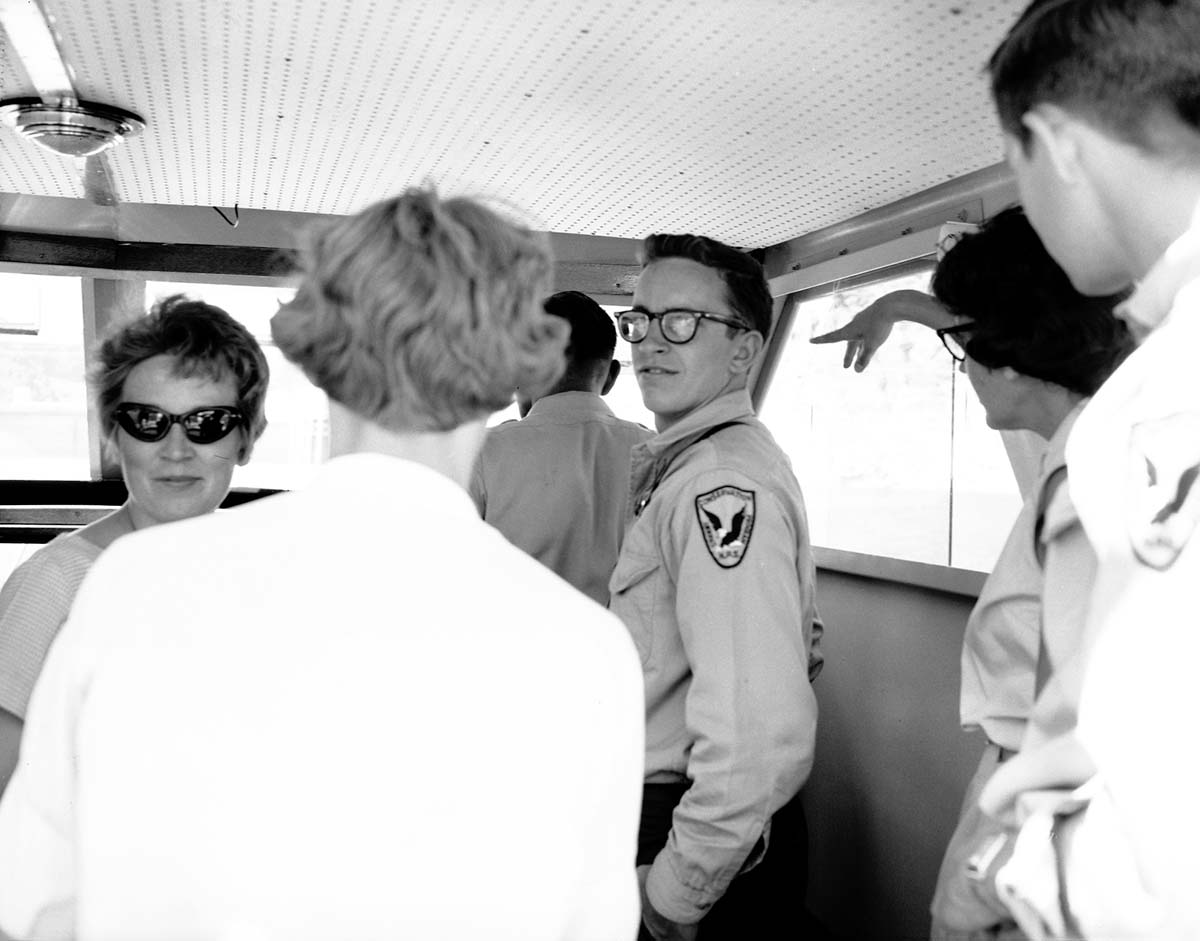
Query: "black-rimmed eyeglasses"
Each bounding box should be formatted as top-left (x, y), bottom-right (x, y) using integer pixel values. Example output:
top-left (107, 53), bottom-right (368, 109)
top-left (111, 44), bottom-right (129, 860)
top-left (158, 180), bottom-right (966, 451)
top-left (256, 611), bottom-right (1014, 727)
top-left (616, 308), bottom-right (751, 345)
top-left (936, 324), bottom-right (973, 363)
top-left (114, 402), bottom-right (244, 444)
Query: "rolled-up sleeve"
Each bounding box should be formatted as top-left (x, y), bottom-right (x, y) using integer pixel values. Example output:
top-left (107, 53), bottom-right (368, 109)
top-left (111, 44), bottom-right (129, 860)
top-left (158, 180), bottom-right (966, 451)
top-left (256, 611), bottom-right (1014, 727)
top-left (645, 469), bottom-right (817, 923)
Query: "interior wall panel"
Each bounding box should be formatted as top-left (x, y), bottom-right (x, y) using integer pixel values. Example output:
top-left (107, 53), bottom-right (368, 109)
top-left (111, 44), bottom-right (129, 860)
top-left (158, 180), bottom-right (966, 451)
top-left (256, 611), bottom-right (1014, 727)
top-left (805, 569), bottom-right (982, 940)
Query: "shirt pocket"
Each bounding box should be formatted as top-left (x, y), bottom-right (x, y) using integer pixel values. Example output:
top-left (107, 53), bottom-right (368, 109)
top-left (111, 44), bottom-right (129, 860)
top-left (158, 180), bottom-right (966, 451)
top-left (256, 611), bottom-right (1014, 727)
top-left (609, 551), bottom-right (661, 665)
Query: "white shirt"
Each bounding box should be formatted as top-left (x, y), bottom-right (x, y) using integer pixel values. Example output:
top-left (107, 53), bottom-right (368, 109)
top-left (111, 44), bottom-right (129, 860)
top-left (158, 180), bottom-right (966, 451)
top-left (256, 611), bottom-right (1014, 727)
top-left (1065, 197), bottom-right (1200, 939)
top-left (0, 452), bottom-right (644, 941)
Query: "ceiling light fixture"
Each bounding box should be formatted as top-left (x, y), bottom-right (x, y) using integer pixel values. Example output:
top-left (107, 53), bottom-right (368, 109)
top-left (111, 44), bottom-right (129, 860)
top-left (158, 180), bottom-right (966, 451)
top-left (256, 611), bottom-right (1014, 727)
top-left (0, 96), bottom-right (144, 158)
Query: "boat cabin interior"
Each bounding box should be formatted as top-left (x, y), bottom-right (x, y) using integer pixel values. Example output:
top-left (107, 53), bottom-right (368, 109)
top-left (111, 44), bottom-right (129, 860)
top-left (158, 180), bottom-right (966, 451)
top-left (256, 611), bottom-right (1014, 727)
top-left (1, 2), bottom-right (1039, 936)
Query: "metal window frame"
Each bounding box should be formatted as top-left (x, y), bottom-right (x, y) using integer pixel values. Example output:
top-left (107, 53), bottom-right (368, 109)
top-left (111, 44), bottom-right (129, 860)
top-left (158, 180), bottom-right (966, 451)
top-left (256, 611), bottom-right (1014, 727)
top-left (751, 238), bottom-right (991, 598)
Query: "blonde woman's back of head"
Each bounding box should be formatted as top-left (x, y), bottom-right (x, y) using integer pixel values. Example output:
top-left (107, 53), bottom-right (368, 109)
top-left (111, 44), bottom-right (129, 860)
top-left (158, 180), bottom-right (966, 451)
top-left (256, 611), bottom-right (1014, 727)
top-left (271, 187), bottom-right (569, 432)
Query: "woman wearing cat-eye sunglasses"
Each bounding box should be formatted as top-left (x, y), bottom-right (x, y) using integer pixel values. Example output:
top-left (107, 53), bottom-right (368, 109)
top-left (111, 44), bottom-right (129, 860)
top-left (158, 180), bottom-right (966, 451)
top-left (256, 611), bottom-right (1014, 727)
top-left (0, 293), bottom-right (268, 793)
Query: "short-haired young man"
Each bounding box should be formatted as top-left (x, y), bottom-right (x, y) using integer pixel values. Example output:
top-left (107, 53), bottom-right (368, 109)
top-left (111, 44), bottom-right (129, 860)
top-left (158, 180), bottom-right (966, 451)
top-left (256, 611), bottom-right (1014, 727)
top-left (610, 234), bottom-right (822, 940)
top-left (471, 290), bottom-right (652, 606)
top-left (960, 1), bottom-right (1200, 937)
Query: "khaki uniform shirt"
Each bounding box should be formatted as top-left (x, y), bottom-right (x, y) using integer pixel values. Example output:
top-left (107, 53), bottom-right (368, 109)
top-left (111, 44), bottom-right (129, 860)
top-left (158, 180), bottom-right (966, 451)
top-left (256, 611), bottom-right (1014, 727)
top-left (958, 402), bottom-right (1086, 753)
top-left (470, 392), bottom-right (652, 606)
top-left (609, 388), bottom-right (821, 924)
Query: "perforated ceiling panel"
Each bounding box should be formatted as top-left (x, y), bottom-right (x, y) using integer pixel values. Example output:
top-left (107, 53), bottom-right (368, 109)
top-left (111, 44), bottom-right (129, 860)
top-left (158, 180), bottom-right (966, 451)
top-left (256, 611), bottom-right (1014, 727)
top-left (0, 0), bottom-right (1025, 248)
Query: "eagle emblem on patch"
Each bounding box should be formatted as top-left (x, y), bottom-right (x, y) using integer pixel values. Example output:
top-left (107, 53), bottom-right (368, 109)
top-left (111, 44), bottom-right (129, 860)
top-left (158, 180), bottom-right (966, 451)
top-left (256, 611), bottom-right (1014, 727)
top-left (695, 486), bottom-right (756, 568)
top-left (1127, 413), bottom-right (1200, 570)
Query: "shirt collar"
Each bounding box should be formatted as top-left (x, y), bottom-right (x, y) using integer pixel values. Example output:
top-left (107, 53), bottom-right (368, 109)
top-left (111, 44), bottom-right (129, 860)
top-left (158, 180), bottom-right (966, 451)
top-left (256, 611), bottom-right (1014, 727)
top-left (1043, 398), bottom-right (1088, 476)
top-left (641, 388), bottom-right (755, 458)
top-left (1117, 195), bottom-right (1200, 334)
top-left (307, 451), bottom-right (479, 521)
top-left (524, 391), bottom-right (614, 422)
top-left (628, 389), bottom-right (755, 517)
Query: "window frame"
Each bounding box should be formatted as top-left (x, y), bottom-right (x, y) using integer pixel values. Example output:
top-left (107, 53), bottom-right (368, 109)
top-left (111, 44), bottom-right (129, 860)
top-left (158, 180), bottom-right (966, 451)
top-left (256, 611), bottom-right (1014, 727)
top-left (755, 228), bottom-right (1000, 598)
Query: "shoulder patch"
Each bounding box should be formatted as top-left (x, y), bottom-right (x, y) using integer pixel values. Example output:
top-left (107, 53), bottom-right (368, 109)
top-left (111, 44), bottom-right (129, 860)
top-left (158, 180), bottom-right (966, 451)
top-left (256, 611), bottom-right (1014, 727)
top-left (695, 486), bottom-right (756, 568)
top-left (1128, 413), bottom-right (1200, 570)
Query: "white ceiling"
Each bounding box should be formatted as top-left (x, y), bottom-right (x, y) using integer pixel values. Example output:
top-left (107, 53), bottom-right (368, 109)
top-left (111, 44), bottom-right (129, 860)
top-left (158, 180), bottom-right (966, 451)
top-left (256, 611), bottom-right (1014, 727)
top-left (0, 0), bottom-right (1024, 249)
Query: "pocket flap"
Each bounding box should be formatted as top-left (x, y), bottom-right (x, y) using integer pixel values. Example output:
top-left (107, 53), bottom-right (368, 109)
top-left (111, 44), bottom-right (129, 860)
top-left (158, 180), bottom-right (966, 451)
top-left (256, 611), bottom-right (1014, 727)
top-left (609, 551), bottom-right (660, 596)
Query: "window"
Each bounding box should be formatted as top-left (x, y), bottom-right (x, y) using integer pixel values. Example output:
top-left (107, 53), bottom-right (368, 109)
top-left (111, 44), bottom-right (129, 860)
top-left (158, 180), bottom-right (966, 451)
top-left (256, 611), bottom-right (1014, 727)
top-left (0, 273), bottom-right (89, 481)
top-left (759, 263), bottom-right (1021, 571)
top-left (145, 282), bottom-right (328, 490)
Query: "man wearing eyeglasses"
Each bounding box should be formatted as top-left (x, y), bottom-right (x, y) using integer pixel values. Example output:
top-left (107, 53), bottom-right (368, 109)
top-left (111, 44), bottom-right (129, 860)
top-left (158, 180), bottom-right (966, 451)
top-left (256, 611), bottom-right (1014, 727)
top-left (610, 234), bottom-right (822, 941)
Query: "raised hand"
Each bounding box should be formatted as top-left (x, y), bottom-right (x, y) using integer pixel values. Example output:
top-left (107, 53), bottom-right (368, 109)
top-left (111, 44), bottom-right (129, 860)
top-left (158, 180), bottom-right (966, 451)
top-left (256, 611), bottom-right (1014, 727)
top-left (809, 289), bottom-right (951, 372)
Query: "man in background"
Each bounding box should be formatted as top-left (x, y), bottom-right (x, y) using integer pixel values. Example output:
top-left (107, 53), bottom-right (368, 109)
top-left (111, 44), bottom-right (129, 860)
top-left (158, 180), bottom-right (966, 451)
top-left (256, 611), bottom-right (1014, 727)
top-left (471, 290), bottom-right (651, 606)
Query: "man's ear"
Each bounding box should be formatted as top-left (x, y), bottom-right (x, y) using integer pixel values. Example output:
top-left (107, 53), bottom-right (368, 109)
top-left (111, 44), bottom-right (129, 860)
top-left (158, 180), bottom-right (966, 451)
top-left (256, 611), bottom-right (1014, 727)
top-left (1022, 104), bottom-right (1084, 184)
top-left (729, 330), bottom-right (764, 376)
top-left (601, 358), bottom-right (621, 396)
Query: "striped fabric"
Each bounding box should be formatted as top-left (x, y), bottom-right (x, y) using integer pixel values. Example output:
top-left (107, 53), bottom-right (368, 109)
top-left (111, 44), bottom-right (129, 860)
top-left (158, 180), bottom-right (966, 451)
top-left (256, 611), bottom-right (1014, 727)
top-left (0, 533), bottom-right (102, 718)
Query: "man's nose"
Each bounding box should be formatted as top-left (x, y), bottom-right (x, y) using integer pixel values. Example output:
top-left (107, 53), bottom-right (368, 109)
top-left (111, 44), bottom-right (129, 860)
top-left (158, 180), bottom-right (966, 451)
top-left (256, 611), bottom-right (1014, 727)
top-left (643, 317), bottom-right (670, 349)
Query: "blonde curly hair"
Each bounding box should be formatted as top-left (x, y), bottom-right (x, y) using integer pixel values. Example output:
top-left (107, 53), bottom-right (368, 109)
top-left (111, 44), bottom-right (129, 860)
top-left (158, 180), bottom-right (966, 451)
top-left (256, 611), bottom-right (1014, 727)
top-left (272, 187), bottom-right (568, 431)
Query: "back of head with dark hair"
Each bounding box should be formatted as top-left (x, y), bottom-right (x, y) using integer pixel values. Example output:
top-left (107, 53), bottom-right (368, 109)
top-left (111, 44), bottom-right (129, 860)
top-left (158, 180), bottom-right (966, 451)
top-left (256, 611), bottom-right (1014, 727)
top-left (989, 0), bottom-right (1200, 156)
top-left (642, 234), bottom-right (774, 337)
top-left (932, 205), bottom-right (1134, 395)
top-left (543, 291), bottom-right (616, 368)
top-left (93, 293), bottom-right (270, 444)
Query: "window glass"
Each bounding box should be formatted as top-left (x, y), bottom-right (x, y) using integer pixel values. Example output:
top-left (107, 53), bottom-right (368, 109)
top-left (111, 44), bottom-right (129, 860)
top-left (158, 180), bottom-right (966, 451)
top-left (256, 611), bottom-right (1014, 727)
top-left (146, 282), bottom-right (327, 490)
top-left (0, 273), bottom-right (89, 480)
top-left (759, 264), bottom-right (1021, 571)
top-left (950, 373), bottom-right (1025, 571)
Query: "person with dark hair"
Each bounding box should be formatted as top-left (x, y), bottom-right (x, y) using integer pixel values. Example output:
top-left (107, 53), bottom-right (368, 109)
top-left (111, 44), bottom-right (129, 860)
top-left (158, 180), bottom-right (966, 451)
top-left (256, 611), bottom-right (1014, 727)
top-left (0, 293), bottom-right (269, 797)
top-left (963, 2), bottom-right (1200, 937)
top-left (0, 188), bottom-right (645, 941)
top-left (611, 233), bottom-right (822, 940)
top-left (813, 204), bottom-right (1132, 940)
top-left (469, 290), bottom-right (652, 605)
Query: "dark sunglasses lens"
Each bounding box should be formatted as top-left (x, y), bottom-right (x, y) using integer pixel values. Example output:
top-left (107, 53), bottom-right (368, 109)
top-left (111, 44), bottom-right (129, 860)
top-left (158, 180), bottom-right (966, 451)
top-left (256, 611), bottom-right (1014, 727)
top-left (115, 405), bottom-right (241, 443)
top-left (117, 406), bottom-right (170, 441)
top-left (661, 312), bottom-right (698, 343)
top-left (618, 314), bottom-right (648, 342)
top-left (183, 408), bottom-right (240, 444)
